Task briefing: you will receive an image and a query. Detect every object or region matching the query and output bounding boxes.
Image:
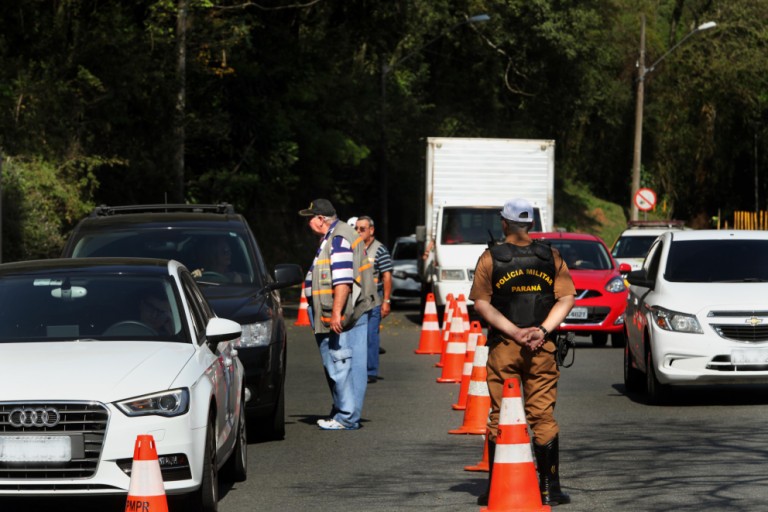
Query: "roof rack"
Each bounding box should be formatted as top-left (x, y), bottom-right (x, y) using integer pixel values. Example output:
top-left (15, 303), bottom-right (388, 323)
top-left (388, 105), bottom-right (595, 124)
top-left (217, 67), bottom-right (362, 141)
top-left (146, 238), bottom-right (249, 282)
top-left (90, 204), bottom-right (235, 217)
top-left (626, 220), bottom-right (686, 229)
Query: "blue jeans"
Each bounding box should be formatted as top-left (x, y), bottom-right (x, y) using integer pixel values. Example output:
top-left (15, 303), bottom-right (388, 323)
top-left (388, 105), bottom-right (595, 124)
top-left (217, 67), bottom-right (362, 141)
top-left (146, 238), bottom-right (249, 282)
top-left (314, 311), bottom-right (369, 428)
top-left (367, 305), bottom-right (382, 378)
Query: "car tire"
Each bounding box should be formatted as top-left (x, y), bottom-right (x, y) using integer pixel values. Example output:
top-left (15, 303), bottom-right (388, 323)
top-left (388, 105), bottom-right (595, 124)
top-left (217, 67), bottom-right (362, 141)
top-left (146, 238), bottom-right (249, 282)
top-left (611, 331), bottom-right (627, 348)
top-left (223, 396), bottom-right (247, 482)
top-left (591, 332), bottom-right (608, 347)
top-left (645, 349), bottom-right (666, 405)
top-left (187, 416), bottom-right (219, 512)
top-left (268, 382), bottom-right (286, 440)
top-left (623, 343), bottom-right (643, 392)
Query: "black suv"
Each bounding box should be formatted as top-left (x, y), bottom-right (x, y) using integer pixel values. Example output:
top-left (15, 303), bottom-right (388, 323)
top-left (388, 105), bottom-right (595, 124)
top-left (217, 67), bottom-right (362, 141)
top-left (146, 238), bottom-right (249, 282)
top-left (61, 204), bottom-right (303, 439)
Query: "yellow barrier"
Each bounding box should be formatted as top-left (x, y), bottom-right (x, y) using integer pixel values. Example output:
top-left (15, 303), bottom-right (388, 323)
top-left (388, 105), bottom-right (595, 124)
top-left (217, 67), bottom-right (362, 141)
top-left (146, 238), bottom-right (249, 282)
top-left (733, 211), bottom-right (768, 230)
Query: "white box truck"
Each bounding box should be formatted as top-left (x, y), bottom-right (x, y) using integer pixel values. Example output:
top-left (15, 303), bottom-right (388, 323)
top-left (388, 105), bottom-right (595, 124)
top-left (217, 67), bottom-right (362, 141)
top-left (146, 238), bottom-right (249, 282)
top-left (416, 137), bottom-right (555, 311)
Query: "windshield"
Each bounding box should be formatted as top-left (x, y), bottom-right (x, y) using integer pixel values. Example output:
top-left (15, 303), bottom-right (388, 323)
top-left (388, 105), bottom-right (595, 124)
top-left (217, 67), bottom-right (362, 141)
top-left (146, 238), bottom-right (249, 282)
top-left (547, 239), bottom-right (613, 271)
top-left (665, 239), bottom-right (768, 282)
top-left (612, 235), bottom-right (659, 259)
top-left (440, 207), bottom-right (543, 245)
top-left (392, 239), bottom-right (417, 260)
top-left (71, 229), bottom-right (258, 286)
top-left (0, 274), bottom-right (188, 343)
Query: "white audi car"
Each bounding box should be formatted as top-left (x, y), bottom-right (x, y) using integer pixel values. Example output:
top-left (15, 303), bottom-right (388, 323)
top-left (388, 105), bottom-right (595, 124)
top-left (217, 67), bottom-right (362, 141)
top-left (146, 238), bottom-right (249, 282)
top-left (0, 258), bottom-right (246, 511)
top-left (624, 230), bottom-right (768, 404)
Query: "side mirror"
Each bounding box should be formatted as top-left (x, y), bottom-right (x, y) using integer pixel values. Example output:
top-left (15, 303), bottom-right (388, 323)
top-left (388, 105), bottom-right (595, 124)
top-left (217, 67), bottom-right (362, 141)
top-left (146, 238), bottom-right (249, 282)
top-left (618, 263), bottom-right (632, 274)
top-left (267, 263), bottom-right (304, 291)
top-left (626, 269), bottom-right (653, 288)
top-left (206, 317), bottom-right (242, 344)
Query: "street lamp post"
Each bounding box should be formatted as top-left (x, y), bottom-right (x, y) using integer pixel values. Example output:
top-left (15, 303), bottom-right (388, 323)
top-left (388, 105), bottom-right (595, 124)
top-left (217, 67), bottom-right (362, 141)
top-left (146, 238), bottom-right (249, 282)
top-left (630, 15), bottom-right (717, 221)
top-left (378, 14), bottom-right (490, 244)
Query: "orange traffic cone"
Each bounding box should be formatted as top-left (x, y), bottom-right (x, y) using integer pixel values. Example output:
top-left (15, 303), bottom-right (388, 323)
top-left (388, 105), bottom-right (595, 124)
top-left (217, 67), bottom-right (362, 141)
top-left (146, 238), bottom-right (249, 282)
top-left (480, 378), bottom-right (550, 512)
top-left (453, 325), bottom-right (485, 410)
top-left (435, 296), bottom-right (456, 368)
top-left (464, 434), bottom-right (490, 472)
top-left (415, 293), bottom-right (442, 354)
top-left (294, 283), bottom-right (310, 326)
top-left (437, 312), bottom-right (467, 383)
top-left (125, 434), bottom-right (168, 512)
top-left (448, 344), bottom-right (489, 433)
top-left (456, 294), bottom-right (471, 339)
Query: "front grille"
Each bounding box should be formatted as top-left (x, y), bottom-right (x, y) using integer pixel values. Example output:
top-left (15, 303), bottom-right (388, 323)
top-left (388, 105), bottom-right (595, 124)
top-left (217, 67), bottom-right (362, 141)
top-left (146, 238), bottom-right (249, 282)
top-left (713, 324), bottom-right (768, 342)
top-left (0, 402), bottom-right (109, 479)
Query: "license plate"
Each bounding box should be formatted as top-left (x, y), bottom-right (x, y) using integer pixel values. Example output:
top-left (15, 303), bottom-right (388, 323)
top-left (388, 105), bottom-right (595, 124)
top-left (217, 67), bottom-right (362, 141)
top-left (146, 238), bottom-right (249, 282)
top-left (567, 307), bottom-right (588, 320)
top-left (731, 349), bottom-right (768, 365)
top-left (0, 436), bottom-right (72, 462)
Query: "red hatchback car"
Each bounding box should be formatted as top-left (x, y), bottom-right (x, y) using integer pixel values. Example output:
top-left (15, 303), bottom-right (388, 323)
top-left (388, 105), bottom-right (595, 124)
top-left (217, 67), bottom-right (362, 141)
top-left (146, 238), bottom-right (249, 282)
top-left (529, 232), bottom-right (628, 347)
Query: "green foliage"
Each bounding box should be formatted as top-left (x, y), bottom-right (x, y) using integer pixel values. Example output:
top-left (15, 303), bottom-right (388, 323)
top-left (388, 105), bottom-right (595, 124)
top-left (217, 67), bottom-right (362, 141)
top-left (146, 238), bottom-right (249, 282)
top-left (1, 0), bottom-right (768, 263)
top-left (1, 155), bottom-right (103, 261)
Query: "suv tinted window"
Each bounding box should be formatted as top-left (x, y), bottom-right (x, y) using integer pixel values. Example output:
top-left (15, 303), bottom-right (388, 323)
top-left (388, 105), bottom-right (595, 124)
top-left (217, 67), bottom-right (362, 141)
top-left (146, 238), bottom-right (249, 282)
top-left (70, 229), bottom-right (260, 286)
top-left (665, 240), bottom-right (768, 282)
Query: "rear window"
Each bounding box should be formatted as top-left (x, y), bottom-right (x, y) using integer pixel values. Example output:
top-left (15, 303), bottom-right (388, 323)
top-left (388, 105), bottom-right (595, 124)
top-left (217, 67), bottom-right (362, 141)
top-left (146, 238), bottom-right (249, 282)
top-left (612, 235), bottom-right (659, 259)
top-left (665, 239), bottom-right (768, 282)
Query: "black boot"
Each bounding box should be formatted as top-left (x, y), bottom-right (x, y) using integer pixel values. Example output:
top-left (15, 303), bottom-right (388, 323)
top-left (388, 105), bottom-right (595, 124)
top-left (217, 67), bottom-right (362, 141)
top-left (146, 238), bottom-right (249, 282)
top-left (477, 440), bottom-right (496, 506)
top-left (534, 435), bottom-right (571, 506)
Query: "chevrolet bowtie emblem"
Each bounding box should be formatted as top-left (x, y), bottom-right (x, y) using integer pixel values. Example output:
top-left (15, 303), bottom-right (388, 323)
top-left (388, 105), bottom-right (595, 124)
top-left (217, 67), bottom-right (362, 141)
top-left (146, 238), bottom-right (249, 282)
top-left (747, 316), bottom-right (763, 326)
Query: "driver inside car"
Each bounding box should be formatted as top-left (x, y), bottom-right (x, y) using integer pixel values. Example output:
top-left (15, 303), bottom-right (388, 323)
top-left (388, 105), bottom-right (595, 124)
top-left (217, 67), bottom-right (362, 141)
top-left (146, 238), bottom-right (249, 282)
top-left (139, 289), bottom-right (174, 335)
top-left (191, 238), bottom-right (244, 283)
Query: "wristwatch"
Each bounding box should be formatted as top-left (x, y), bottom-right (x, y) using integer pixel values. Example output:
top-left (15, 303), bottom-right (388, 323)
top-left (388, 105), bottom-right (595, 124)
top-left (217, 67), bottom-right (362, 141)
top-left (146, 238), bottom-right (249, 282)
top-left (538, 325), bottom-right (549, 338)
top-left (384, 299), bottom-right (391, 304)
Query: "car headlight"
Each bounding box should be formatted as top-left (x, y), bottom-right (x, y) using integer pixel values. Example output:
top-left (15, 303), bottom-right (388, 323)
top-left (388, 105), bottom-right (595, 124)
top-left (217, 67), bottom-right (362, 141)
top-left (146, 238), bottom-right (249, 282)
top-left (116, 388), bottom-right (189, 417)
top-left (605, 277), bottom-right (627, 293)
top-left (236, 320), bottom-right (272, 348)
top-left (439, 269), bottom-right (466, 281)
top-left (650, 306), bottom-right (703, 333)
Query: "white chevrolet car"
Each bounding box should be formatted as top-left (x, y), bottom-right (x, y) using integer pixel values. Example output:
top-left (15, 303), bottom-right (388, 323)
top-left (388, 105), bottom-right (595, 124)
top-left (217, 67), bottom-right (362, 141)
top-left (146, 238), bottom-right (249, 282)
top-left (0, 258), bottom-right (246, 511)
top-left (624, 230), bottom-right (768, 404)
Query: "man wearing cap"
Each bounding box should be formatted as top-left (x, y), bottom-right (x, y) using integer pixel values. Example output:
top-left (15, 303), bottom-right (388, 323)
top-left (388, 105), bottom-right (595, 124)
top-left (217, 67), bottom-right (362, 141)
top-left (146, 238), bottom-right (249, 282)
top-left (299, 199), bottom-right (377, 430)
top-left (470, 198), bottom-right (576, 506)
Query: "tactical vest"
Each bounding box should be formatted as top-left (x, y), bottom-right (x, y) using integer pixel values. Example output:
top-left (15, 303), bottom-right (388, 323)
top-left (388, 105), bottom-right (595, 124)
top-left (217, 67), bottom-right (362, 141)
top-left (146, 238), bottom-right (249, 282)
top-left (489, 242), bottom-right (556, 333)
top-left (366, 238), bottom-right (384, 306)
top-left (311, 222), bottom-right (377, 333)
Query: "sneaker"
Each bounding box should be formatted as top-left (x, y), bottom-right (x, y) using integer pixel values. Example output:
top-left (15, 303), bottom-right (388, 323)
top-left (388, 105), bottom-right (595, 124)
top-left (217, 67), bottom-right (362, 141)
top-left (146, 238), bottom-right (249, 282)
top-left (317, 418), bottom-right (359, 430)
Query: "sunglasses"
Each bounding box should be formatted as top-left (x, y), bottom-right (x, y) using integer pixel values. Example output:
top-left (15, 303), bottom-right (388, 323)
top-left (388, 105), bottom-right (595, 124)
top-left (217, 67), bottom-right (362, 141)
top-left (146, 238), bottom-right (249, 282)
top-left (355, 226), bottom-right (368, 232)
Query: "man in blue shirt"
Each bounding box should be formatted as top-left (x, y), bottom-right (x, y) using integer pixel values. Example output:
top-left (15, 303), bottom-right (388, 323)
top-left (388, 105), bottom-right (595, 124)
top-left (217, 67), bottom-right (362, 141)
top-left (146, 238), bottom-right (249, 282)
top-left (354, 216), bottom-right (393, 383)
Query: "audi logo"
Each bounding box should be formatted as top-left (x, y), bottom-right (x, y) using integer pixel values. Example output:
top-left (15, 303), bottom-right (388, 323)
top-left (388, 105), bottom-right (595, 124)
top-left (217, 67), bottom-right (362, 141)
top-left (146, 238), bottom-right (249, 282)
top-left (8, 407), bottom-right (61, 428)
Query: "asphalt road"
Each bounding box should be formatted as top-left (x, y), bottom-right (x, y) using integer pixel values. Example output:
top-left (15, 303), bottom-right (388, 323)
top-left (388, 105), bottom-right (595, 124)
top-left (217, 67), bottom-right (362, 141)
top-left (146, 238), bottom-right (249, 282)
top-left (220, 302), bottom-right (768, 512)
top-left (5, 301), bottom-right (768, 511)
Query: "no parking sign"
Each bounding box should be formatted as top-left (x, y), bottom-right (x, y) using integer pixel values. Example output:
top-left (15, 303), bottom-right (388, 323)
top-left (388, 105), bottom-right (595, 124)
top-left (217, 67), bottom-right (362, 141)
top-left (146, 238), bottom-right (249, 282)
top-left (634, 188), bottom-right (657, 211)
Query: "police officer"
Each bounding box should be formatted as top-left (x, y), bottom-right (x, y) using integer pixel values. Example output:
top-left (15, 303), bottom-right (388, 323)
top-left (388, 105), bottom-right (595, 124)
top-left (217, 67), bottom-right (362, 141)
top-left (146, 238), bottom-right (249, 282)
top-left (470, 198), bottom-right (576, 506)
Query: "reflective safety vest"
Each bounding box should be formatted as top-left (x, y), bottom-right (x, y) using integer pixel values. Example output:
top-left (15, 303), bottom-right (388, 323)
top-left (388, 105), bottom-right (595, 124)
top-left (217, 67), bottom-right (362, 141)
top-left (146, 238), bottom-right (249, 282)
top-left (489, 242), bottom-right (556, 336)
top-left (311, 222), bottom-right (376, 333)
top-left (366, 238), bottom-right (384, 306)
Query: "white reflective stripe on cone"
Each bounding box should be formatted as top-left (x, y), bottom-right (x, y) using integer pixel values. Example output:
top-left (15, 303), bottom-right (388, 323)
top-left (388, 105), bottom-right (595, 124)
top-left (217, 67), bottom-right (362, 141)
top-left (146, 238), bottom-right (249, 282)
top-left (494, 443), bottom-right (534, 464)
top-left (467, 380), bottom-right (490, 396)
top-left (473, 346), bottom-right (489, 366)
top-left (421, 320), bottom-right (440, 331)
top-left (499, 396), bottom-right (526, 425)
top-left (446, 342), bottom-right (466, 354)
top-left (462, 362), bottom-right (472, 375)
top-left (127, 461), bottom-right (165, 495)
